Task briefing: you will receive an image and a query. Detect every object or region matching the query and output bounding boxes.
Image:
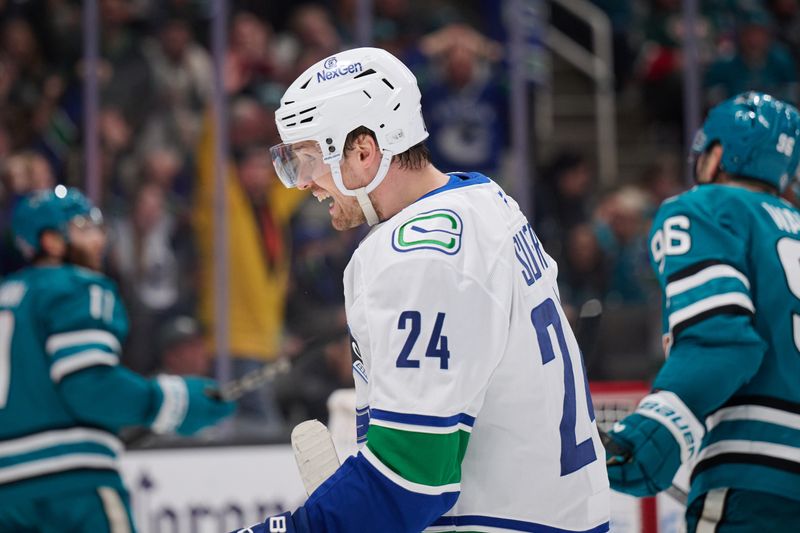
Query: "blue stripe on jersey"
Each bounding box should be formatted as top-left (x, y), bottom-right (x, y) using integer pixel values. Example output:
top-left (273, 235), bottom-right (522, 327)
top-left (298, 452), bottom-right (459, 532)
top-left (415, 172), bottom-right (491, 203)
top-left (369, 409), bottom-right (476, 428)
top-left (431, 515), bottom-right (609, 533)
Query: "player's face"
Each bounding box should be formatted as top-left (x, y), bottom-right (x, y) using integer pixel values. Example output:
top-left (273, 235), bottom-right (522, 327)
top-left (293, 143), bottom-right (366, 231)
top-left (309, 166), bottom-right (366, 230)
top-left (67, 217), bottom-right (106, 271)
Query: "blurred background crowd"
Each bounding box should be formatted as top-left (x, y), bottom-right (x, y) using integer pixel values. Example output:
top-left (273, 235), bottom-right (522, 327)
top-left (0, 0), bottom-right (798, 441)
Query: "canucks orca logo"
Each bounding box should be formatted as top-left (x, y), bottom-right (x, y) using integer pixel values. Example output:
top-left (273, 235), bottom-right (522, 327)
top-left (392, 209), bottom-right (463, 255)
top-left (324, 57), bottom-right (337, 69)
top-left (350, 333), bottom-right (363, 364)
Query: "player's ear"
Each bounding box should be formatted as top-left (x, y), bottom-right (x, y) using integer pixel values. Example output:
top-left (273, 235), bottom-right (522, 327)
top-left (352, 133), bottom-right (380, 167)
top-left (696, 144), bottom-right (724, 184)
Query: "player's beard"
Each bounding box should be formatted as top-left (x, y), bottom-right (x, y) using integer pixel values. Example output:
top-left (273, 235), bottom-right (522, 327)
top-left (327, 157), bottom-right (386, 230)
top-left (66, 244), bottom-right (102, 271)
top-left (330, 194), bottom-right (366, 230)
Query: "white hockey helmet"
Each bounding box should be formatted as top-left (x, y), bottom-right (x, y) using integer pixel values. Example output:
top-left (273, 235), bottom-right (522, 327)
top-left (270, 47), bottom-right (428, 225)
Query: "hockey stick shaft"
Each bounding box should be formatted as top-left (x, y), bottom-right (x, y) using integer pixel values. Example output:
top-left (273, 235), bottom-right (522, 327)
top-left (575, 299), bottom-right (603, 354)
top-left (202, 329), bottom-right (345, 402)
top-left (124, 358), bottom-right (292, 447)
top-left (205, 358), bottom-right (291, 402)
top-left (576, 300), bottom-right (690, 506)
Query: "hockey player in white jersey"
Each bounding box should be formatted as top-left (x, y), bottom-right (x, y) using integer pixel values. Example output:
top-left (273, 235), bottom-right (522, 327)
top-left (233, 47), bottom-right (610, 533)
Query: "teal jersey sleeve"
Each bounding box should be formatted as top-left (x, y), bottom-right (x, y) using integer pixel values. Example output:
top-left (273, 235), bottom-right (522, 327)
top-left (58, 366), bottom-right (159, 432)
top-left (648, 187), bottom-right (768, 418)
top-left (37, 267), bottom-right (159, 431)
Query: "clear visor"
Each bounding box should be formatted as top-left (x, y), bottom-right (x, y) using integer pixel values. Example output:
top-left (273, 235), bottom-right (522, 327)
top-left (270, 140), bottom-right (329, 189)
top-left (70, 207), bottom-right (105, 231)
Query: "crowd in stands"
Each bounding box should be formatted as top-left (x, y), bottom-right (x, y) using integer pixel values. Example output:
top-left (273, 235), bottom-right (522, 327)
top-left (626, 0), bottom-right (799, 139)
top-left (0, 0), bottom-right (797, 439)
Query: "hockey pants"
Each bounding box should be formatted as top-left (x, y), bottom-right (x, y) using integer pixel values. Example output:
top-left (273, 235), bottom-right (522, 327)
top-left (0, 485), bottom-right (135, 532)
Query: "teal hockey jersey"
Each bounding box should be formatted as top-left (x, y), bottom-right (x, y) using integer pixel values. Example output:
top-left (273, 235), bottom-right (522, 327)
top-left (648, 184), bottom-right (800, 505)
top-left (0, 265), bottom-right (156, 505)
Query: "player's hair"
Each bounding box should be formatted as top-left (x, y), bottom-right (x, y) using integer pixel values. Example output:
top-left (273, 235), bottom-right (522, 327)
top-left (729, 174), bottom-right (779, 193)
top-left (344, 126), bottom-right (430, 171)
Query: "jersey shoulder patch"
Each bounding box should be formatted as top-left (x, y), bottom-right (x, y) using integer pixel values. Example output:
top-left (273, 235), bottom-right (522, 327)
top-left (391, 208), bottom-right (463, 255)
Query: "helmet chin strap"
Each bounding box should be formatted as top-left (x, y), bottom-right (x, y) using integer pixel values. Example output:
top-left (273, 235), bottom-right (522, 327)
top-left (354, 187), bottom-right (380, 226)
top-left (330, 150), bottom-right (393, 226)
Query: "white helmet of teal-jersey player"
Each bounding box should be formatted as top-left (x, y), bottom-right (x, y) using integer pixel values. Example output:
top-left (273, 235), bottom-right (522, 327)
top-left (270, 47), bottom-right (429, 225)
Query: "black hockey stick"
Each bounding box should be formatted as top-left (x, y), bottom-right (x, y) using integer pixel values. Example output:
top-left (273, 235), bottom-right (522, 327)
top-left (205, 358), bottom-right (291, 402)
top-left (575, 298), bottom-right (604, 355)
top-left (123, 328), bottom-right (350, 447)
top-left (575, 299), bottom-right (689, 506)
top-left (123, 358), bottom-right (292, 448)
top-left (205, 327), bottom-right (348, 402)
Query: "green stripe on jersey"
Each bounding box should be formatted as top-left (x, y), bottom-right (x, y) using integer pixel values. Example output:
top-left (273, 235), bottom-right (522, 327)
top-left (366, 425), bottom-right (470, 487)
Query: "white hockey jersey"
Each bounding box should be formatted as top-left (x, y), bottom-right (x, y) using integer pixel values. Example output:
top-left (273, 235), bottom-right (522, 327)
top-left (343, 172), bottom-right (610, 533)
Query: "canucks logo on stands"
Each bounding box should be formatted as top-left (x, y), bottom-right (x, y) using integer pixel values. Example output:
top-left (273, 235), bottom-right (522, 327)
top-left (392, 209), bottom-right (463, 255)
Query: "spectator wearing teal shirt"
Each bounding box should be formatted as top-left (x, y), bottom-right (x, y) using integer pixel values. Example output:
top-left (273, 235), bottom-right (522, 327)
top-left (705, 8), bottom-right (798, 105)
